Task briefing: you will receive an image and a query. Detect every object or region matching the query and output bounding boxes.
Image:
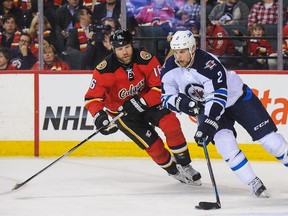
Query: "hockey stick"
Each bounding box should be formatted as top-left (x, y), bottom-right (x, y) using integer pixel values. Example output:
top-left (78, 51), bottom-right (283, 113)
top-left (195, 139), bottom-right (221, 210)
top-left (189, 85), bottom-right (221, 209)
top-left (12, 112), bottom-right (124, 191)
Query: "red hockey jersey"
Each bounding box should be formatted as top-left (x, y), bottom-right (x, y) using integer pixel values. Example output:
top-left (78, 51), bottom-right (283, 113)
top-left (84, 49), bottom-right (162, 117)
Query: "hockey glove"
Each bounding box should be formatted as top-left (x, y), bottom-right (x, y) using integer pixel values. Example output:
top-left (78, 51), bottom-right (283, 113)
top-left (175, 93), bottom-right (200, 116)
top-left (122, 95), bottom-right (147, 116)
top-left (94, 110), bottom-right (118, 135)
top-left (194, 116), bottom-right (218, 147)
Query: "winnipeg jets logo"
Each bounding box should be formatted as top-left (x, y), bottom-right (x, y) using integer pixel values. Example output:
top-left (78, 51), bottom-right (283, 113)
top-left (204, 60), bottom-right (216, 70)
top-left (185, 83), bottom-right (205, 102)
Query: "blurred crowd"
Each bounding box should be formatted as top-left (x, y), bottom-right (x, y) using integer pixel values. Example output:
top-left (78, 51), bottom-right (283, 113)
top-left (0, 0), bottom-right (287, 71)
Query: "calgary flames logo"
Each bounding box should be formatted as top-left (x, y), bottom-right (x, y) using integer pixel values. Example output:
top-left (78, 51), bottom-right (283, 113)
top-left (118, 79), bottom-right (145, 99)
top-left (96, 60), bottom-right (107, 70)
top-left (140, 51), bottom-right (152, 60)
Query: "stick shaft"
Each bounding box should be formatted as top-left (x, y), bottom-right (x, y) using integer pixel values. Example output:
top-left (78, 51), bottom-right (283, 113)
top-left (13, 112), bottom-right (124, 190)
top-left (202, 140), bottom-right (221, 205)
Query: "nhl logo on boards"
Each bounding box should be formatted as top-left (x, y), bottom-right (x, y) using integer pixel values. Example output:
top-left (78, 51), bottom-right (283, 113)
top-left (96, 60), bottom-right (107, 70)
top-left (140, 51), bottom-right (152, 60)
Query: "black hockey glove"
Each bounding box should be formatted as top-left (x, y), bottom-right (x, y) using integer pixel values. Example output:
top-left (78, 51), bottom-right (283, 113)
top-left (175, 93), bottom-right (200, 116)
top-left (194, 116), bottom-right (218, 147)
top-left (122, 95), bottom-right (147, 116)
top-left (94, 110), bottom-right (118, 135)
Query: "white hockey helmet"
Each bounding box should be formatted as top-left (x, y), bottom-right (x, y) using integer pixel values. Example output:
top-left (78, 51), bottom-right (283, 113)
top-left (170, 30), bottom-right (196, 51)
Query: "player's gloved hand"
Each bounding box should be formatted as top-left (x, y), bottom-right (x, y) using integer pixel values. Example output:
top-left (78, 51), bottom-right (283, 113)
top-left (194, 116), bottom-right (218, 147)
top-left (175, 93), bottom-right (200, 116)
top-left (121, 95), bottom-right (147, 116)
top-left (94, 110), bottom-right (118, 135)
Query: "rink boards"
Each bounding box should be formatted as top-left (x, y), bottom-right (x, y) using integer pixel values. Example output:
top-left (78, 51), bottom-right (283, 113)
top-left (0, 70), bottom-right (287, 160)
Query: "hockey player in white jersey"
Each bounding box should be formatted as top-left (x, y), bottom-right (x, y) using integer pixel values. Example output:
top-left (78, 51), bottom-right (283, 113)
top-left (161, 30), bottom-right (288, 197)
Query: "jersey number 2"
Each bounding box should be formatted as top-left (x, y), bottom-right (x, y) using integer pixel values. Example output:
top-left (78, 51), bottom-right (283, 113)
top-left (217, 71), bottom-right (223, 83)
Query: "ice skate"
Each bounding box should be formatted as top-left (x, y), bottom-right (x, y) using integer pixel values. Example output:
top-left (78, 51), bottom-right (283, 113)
top-left (249, 177), bottom-right (270, 198)
top-left (170, 164), bottom-right (202, 186)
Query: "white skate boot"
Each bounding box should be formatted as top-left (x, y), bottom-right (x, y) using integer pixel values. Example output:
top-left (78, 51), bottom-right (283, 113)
top-left (170, 164), bottom-right (202, 186)
top-left (249, 177), bottom-right (270, 198)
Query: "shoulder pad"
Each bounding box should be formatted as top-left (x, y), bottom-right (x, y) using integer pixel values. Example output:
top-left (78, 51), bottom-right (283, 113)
top-left (160, 56), bottom-right (177, 78)
top-left (95, 54), bottom-right (118, 74)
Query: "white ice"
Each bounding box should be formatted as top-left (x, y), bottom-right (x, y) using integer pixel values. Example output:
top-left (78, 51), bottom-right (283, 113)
top-left (0, 158), bottom-right (287, 216)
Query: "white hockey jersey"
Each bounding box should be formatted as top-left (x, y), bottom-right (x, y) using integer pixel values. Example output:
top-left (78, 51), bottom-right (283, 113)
top-left (161, 49), bottom-right (244, 120)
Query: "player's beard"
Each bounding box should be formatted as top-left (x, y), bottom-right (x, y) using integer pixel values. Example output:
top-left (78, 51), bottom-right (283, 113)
top-left (177, 57), bottom-right (193, 68)
top-left (175, 51), bottom-right (194, 68)
top-left (117, 54), bottom-right (132, 65)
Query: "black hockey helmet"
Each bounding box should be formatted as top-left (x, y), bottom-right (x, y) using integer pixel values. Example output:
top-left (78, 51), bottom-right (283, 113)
top-left (110, 29), bottom-right (133, 48)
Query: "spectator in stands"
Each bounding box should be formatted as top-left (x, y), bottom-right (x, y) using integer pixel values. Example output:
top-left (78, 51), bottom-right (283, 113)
top-left (27, 15), bottom-right (58, 58)
top-left (82, 0), bottom-right (93, 11)
top-left (206, 0), bottom-right (220, 15)
top-left (246, 23), bottom-right (275, 69)
top-left (267, 22), bottom-right (288, 70)
top-left (52, 0), bottom-right (65, 10)
top-left (126, 0), bottom-right (136, 14)
top-left (0, 0), bottom-right (22, 30)
top-left (81, 17), bottom-right (120, 70)
top-left (66, 7), bottom-right (92, 53)
top-left (43, 0), bottom-right (57, 29)
top-left (184, 19), bottom-right (200, 37)
top-left (164, 11), bottom-right (200, 37)
top-left (247, 0), bottom-right (286, 29)
top-left (206, 19), bottom-right (236, 68)
top-left (130, 0), bottom-right (150, 14)
top-left (55, 0), bottom-right (84, 51)
top-left (18, 0), bottom-right (38, 32)
top-left (135, 0), bottom-right (175, 26)
top-left (92, 0), bottom-right (121, 24)
top-left (176, 0), bottom-right (201, 22)
top-left (173, 8), bottom-right (192, 28)
top-left (163, 0), bottom-right (185, 14)
top-left (208, 0), bottom-right (249, 26)
top-left (0, 46), bottom-right (17, 70)
top-left (10, 32), bottom-right (37, 69)
top-left (0, 14), bottom-right (21, 48)
top-left (31, 43), bottom-right (70, 70)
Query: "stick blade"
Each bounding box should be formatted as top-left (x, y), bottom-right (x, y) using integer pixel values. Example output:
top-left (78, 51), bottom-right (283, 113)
top-left (195, 201), bottom-right (221, 210)
top-left (12, 182), bottom-right (25, 191)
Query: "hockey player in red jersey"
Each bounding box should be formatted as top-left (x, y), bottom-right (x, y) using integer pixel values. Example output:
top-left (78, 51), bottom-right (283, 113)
top-left (84, 29), bottom-right (201, 185)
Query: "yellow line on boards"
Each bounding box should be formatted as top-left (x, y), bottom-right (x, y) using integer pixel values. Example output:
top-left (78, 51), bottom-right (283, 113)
top-left (0, 141), bottom-right (278, 161)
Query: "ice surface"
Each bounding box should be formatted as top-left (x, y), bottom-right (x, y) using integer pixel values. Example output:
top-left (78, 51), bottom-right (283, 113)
top-left (0, 158), bottom-right (287, 216)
